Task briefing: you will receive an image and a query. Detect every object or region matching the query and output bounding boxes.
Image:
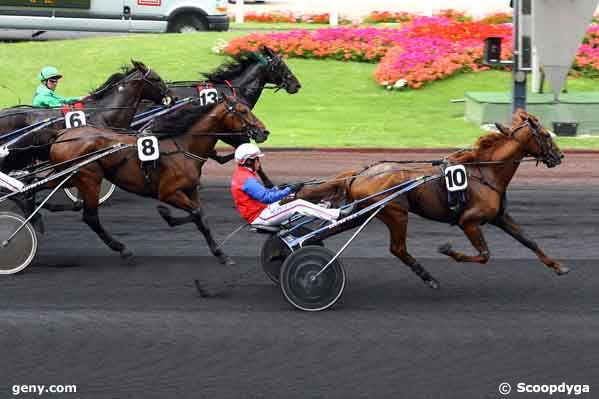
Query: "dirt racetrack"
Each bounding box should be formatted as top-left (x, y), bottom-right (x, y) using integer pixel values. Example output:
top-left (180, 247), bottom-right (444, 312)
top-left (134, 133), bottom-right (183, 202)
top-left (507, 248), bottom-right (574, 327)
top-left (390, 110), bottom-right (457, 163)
top-left (1, 150), bottom-right (597, 398)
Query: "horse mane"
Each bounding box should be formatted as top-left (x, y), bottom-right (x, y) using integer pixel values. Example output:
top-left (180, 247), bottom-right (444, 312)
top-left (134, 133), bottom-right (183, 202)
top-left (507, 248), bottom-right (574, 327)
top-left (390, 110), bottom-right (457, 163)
top-left (150, 101), bottom-right (220, 134)
top-left (202, 52), bottom-right (262, 83)
top-left (88, 64), bottom-right (138, 99)
top-left (6, 104), bottom-right (35, 109)
top-left (449, 131), bottom-right (511, 163)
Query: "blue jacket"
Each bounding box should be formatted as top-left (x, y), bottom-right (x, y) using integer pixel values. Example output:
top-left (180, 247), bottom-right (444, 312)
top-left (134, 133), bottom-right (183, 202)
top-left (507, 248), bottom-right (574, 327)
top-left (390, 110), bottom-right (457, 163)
top-left (243, 177), bottom-right (292, 204)
top-left (231, 166), bottom-right (292, 222)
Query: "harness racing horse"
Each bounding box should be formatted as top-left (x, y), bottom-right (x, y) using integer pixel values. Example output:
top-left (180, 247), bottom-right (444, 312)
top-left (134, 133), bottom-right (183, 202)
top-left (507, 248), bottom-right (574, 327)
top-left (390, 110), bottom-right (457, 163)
top-left (296, 110), bottom-right (566, 289)
top-left (0, 60), bottom-right (172, 173)
top-left (146, 46), bottom-right (301, 186)
top-left (49, 96), bottom-right (268, 265)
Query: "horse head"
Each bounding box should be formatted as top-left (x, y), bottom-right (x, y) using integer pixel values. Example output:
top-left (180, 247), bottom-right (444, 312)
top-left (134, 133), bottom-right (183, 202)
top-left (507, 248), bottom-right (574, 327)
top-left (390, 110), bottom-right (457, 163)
top-left (495, 110), bottom-right (564, 168)
top-left (219, 94), bottom-right (269, 143)
top-left (130, 60), bottom-right (173, 106)
top-left (260, 46), bottom-right (302, 94)
top-left (90, 60), bottom-right (172, 104)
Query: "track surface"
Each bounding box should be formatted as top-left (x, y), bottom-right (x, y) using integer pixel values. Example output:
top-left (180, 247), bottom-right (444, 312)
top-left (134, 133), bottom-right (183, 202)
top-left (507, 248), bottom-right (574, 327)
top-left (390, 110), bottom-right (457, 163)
top-left (1, 151), bottom-right (598, 398)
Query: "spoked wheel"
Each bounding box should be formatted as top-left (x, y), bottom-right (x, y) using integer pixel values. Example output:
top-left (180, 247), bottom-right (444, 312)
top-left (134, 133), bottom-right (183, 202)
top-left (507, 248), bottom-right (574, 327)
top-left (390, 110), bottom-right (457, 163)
top-left (280, 246), bottom-right (346, 312)
top-left (0, 211), bottom-right (38, 275)
top-left (260, 227), bottom-right (323, 285)
top-left (64, 179), bottom-right (116, 205)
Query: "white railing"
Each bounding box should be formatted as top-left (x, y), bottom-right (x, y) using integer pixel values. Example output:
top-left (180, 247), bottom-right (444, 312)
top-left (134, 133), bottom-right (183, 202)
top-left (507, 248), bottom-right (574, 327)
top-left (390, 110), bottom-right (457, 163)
top-left (233, 0), bottom-right (515, 25)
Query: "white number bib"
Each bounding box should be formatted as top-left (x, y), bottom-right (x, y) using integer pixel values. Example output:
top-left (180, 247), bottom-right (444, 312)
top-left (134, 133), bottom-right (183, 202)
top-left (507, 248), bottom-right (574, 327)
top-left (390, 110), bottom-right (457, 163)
top-left (137, 135), bottom-right (160, 162)
top-left (444, 165), bottom-right (468, 192)
top-left (198, 88), bottom-right (218, 106)
top-left (65, 111), bottom-right (87, 129)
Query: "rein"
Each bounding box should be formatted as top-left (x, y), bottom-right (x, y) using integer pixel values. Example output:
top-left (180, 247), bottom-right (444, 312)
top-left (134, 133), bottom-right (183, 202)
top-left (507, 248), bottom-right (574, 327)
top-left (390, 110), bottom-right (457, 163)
top-left (287, 157), bottom-right (544, 188)
top-left (0, 105), bottom-right (141, 120)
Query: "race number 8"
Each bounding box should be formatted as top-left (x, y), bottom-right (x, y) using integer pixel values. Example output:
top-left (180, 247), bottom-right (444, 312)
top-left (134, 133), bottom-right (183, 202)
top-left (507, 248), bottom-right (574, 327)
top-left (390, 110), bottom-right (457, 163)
top-left (65, 111), bottom-right (87, 129)
top-left (198, 88), bottom-right (218, 106)
top-left (137, 136), bottom-right (160, 162)
top-left (444, 165), bottom-right (468, 192)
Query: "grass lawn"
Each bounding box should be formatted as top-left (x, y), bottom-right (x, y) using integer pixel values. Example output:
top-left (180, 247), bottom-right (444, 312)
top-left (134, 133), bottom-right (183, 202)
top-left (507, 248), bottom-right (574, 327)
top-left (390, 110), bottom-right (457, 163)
top-left (1, 31), bottom-right (598, 149)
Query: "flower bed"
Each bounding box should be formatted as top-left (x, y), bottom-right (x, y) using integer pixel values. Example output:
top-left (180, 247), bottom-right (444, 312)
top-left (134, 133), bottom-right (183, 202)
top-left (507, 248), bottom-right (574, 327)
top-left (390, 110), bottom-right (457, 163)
top-left (224, 11), bottom-right (599, 90)
top-left (225, 15), bottom-right (512, 89)
top-left (238, 11), bottom-right (352, 25)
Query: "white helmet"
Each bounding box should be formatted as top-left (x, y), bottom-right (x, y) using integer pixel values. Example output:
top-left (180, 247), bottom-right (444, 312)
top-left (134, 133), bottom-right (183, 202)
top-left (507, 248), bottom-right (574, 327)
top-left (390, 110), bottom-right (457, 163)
top-left (235, 143), bottom-right (264, 164)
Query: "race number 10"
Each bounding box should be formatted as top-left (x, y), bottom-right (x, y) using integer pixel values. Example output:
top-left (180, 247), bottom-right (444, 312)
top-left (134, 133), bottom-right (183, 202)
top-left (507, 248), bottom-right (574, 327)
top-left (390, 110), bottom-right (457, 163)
top-left (65, 111), bottom-right (87, 129)
top-left (444, 165), bottom-right (468, 192)
top-left (137, 135), bottom-right (160, 162)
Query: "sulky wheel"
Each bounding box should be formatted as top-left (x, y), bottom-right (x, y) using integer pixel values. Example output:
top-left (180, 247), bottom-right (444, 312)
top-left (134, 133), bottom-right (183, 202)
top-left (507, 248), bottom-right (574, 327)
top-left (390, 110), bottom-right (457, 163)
top-left (0, 199), bottom-right (26, 216)
top-left (280, 246), bottom-right (346, 312)
top-left (261, 234), bottom-right (291, 284)
top-left (64, 179), bottom-right (116, 205)
top-left (260, 227), bottom-right (323, 285)
top-left (0, 211), bottom-right (38, 275)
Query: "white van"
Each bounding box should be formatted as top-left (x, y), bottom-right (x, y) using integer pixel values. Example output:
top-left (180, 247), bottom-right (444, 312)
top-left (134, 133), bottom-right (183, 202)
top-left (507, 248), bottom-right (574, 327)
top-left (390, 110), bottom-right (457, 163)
top-left (0, 0), bottom-right (229, 33)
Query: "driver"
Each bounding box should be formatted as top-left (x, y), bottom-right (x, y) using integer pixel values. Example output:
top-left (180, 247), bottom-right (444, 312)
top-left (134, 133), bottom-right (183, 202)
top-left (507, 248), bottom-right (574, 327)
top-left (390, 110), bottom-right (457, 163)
top-left (231, 143), bottom-right (352, 226)
top-left (32, 66), bottom-right (86, 108)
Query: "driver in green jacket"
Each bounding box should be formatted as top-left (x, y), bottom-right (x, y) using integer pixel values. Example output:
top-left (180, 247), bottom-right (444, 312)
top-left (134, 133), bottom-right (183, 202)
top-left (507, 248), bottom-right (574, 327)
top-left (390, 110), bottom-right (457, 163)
top-left (32, 66), bottom-right (85, 108)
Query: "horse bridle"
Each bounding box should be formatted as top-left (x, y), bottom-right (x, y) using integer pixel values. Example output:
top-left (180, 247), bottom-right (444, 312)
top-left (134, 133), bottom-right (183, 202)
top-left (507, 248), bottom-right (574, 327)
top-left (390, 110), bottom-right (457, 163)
top-left (508, 119), bottom-right (558, 165)
top-left (140, 68), bottom-right (172, 105)
top-left (222, 97), bottom-right (265, 141)
top-left (264, 54), bottom-right (294, 92)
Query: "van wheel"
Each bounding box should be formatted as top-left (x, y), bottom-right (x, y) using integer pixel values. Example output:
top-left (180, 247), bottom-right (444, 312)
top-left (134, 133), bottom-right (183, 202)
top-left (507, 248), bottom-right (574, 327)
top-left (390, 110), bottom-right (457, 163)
top-left (168, 15), bottom-right (207, 33)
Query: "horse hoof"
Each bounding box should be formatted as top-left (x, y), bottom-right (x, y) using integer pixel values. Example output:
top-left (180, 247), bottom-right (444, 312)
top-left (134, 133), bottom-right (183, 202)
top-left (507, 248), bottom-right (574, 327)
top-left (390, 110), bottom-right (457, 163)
top-left (157, 205), bottom-right (169, 217)
top-left (219, 255), bottom-right (236, 267)
top-left (425, 278), bottom-right (441, 290)
top-left (556, 266), bottom-right (570, 276)
top-left (194, 279), bottom-right (213, 298)
top-left (438, 243), bottom-right (452, 255)
top-left (73, 201), bottom-right (84, 212)
top-left (120, 248), bottom-right (133, 259)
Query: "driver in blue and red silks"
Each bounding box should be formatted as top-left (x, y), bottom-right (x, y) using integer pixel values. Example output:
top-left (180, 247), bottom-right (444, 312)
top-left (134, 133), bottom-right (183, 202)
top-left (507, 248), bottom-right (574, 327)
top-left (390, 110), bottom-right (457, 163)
top-left (231, 143), bottom-right (353, 226)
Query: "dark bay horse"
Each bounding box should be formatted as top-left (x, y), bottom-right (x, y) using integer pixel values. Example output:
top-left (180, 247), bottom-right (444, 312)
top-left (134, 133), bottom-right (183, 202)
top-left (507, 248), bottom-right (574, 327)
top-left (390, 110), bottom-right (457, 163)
top-left (168, 46), bottom-right (301, 107)
top-left (297, 110), bottom-right (566, 289)
top-left (145, 46), bottom-right (301, 186)
top-left (0, 60), bottom-right (171, 172)
top-left (49, 96), bottom-right (268, 265)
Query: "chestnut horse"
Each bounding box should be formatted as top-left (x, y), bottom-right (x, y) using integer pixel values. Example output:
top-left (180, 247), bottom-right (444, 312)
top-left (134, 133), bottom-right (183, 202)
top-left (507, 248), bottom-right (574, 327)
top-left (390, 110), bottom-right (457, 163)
top-left (49, 96), bottom-right (268, 265)
top-left (297, 110), bottom-right (566, 289)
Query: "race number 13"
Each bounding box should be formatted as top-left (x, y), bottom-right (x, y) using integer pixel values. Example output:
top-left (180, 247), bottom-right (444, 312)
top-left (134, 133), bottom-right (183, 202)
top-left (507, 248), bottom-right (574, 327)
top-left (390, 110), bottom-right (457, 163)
top-left (137, 136), bottom-right (160, 162)
top-left (444, 165), bottom-right (468, 192)
top-left (198, 88), bottom-right (218, 106)
top-left (65, 111), bottom-right (87, 129)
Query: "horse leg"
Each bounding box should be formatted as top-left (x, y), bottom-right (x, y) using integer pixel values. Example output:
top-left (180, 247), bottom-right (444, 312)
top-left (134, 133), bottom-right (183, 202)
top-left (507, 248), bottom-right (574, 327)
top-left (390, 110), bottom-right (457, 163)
top-left (157, 206), bottom-right (194, 227)
top-left (208, 150), bottom-right (235, 165)
top-left (438, 222), bottom-right (490, 264)
top-left (491, 212), bottom-right (568, 275)
top-left (256, 166), bottom-right (274, 188)
top-left (77, 173), bottom-right (132, 258)
top-left (379, 208), bottom-right (440, 289)
top-left (159, 189), bottom-right (234, 266)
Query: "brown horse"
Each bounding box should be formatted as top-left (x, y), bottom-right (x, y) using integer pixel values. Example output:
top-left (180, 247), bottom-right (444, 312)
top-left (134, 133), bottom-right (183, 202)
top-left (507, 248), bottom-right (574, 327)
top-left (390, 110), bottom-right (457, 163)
top-left (49, 96), bottom-right (268, 265)
top-left (297, 110), bottom-right (566, 289)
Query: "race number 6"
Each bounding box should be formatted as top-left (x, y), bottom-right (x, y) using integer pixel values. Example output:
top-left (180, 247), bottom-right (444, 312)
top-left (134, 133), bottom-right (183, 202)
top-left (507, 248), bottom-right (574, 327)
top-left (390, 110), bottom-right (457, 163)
top-left (444, 165), bottom-right (468, 192)
top-left (65, 111), bottom-right (87, 129)
top-left (137, 135), bottom-right (160, 162)
top-left (198, 88), bottom-right (218, 106)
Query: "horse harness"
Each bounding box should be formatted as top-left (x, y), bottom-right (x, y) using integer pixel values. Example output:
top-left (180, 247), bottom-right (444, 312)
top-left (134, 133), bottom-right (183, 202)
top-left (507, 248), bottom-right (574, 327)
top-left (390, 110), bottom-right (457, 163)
top-left (346, 160), bottom-right (504, 225)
